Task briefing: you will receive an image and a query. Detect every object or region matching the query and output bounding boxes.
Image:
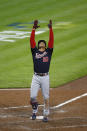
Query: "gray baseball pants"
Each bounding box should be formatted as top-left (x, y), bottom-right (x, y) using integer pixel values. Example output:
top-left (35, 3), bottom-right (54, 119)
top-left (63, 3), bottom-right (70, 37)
top-left (30, 74), bottom-right (50, 116)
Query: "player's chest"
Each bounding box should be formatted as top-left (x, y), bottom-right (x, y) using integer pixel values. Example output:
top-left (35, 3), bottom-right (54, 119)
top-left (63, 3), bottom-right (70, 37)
top-left (34, 51), bottom-right (49, 62)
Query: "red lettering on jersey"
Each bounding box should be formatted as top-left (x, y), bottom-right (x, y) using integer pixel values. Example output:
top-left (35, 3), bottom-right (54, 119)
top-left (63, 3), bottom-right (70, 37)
top-left (43, 57), bottom-right (49, 62)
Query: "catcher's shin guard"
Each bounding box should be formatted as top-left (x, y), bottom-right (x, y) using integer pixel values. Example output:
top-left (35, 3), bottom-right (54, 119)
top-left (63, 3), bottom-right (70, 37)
top-left (30, 98), bottom-right (38, 114)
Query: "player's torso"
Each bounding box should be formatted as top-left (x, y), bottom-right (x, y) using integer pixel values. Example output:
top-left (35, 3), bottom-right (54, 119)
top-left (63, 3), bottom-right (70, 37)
top-left (35, 50), bottom-right (50, 62)
top-left (32, 48), bottom-right (52, 73)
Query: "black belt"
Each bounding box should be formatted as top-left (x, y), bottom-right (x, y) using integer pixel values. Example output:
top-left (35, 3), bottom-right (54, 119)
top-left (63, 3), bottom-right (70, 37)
top-left (34, 72), bottom-right (48, 76)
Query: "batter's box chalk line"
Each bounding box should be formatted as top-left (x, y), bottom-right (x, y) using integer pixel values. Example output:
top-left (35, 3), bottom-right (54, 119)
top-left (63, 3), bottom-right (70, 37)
top-left (0, 93), bottom-right (87, 116)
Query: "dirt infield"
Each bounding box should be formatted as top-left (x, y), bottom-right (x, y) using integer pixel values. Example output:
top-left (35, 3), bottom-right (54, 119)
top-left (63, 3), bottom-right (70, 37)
top-left (0, 76), bottom-right (87, 131)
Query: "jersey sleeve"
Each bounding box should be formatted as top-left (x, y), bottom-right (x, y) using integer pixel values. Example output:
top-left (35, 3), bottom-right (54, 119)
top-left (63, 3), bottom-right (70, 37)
top-left (30, 29), bottom-right (36, 48)
top-left (48, 27), bottom-right (54, 48)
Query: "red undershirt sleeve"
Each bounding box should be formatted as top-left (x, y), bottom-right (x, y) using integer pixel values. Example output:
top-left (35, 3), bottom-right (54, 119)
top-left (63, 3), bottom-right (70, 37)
top-left (30, 29), bottom-right (36, 48)
top-left (48, 27), bottom-right (54, 48)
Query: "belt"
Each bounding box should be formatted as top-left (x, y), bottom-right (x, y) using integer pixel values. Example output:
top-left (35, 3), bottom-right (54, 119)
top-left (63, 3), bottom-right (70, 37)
top-left (34, 72), bottom-right (48, 76)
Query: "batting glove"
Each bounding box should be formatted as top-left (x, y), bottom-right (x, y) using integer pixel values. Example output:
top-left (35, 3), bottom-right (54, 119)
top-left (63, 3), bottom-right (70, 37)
top-left (48, 20), bottom-right (52, 28)
top-left (33, 20), bottom-right (40, 29)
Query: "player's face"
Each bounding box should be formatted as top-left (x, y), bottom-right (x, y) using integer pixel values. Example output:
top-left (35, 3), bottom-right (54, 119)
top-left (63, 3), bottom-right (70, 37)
top-left (39, 42), bottom-right (46, 52)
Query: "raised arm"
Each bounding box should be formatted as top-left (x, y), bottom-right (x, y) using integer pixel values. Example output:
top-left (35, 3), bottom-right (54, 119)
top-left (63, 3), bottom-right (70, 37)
top-left (30, 20), bottom-right (40, 48)
top-left (30, 29), bottom-right (36, 48)
top-left (48, 20), bottom-right (54, 48)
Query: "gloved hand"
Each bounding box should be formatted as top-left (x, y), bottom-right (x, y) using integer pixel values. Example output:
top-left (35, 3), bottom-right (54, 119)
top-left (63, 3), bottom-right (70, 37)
top-left (33, 20), bottom-right (40, 29)
top-left (48, 20), bottom-right (52, 28)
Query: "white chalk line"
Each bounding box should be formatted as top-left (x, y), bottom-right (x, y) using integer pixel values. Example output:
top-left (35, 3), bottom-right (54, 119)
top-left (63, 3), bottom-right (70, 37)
top-left (0, 88), bottom-right (30, 91)
top-left (0, 105), bottom-right (30, 110)
top-left (50, 93), bottom-right (87, 109)
top-left (0, 104), bottom-right (43, 110)
top-left (0, 88), bottom-right (53, 91)
top-left (0, 93), bottom-right (87, 111)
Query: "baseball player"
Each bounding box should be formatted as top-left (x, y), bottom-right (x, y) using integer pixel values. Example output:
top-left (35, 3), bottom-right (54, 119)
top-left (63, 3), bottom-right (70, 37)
top-left (30, 20), bottom-right (54, 122)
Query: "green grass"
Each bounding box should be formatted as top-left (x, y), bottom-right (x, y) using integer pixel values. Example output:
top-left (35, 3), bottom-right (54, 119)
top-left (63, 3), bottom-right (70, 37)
top-left (0, 0), bottom-right (87, 88)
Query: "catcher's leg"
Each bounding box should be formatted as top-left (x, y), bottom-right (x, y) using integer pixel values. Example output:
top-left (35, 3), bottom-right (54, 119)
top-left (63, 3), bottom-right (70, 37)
top-left (30, 75), bottom-right (40, 119)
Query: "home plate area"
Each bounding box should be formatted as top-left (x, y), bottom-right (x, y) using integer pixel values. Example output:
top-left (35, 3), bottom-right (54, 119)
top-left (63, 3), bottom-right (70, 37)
top-left (0, 76), bottom-right (87, 131)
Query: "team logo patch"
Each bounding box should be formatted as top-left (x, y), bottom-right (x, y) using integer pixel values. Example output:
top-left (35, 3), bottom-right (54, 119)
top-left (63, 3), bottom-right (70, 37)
top-left (35, 52), bottom-right (47, 59)
top-left (43, 57), bottom-right (49, 62)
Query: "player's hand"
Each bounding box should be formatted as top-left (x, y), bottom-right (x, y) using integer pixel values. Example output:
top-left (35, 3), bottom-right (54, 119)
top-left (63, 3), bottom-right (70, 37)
top-left (33, 20), bottom-right (40, 29)
top-left (48, 20), bottom-right (52, 28)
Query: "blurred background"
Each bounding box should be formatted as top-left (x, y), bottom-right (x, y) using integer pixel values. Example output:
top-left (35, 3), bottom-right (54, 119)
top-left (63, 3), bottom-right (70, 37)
top-left (0, 0), bottom-right (87, 88)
